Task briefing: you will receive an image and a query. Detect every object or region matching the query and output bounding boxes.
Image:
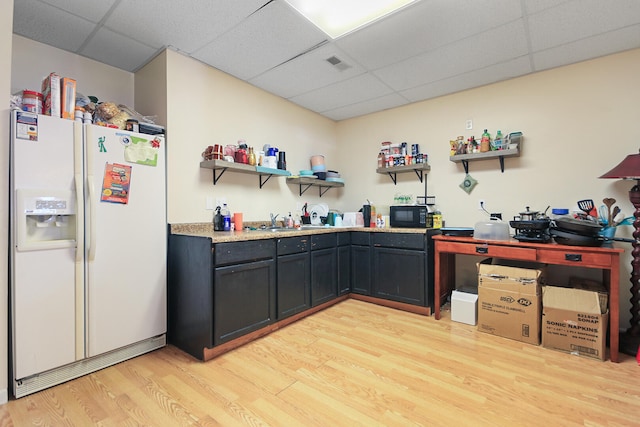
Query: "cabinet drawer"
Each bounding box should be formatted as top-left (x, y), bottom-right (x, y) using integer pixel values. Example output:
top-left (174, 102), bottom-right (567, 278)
top-left (311, 233), bottom-right (337, 250)
top-left (437, 241), bottom-right (537, 261)
top-left (373, 233), bottom-right (425, 250)
top-left (215, 240), bottom-right (275, 266)
top-left (337, 232), bottom-right (351, 246)
top-left (277, 236), bottom-right (309, 256)
top-left (537, 249), bottom-right (612, 268)
top-left (351, 232), bottom-right (370, 246)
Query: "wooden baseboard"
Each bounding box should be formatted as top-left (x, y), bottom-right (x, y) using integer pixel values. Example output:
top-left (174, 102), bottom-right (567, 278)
top-left (349, 294), bottom-right (431, 316)
top-left (202, 295), bottom-right (349, 361)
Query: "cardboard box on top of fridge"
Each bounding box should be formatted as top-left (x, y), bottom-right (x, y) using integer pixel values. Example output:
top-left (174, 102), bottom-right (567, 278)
top-left (41, 72), bottom-right (60, 118)
top-left (60, 77), bottom-right (76, 120)
top-left (542, 285), bottom-right (609, 361)
top-left (477, 259), bottom-right (546, 345)
top-left (451, 288), bottom-right (478, 326)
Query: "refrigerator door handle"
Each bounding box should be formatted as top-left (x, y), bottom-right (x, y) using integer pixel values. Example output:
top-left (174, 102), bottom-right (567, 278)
top-left (73, 122), bottom-right (85, 359)
top-left (85, 125), bottom-right (97, 262)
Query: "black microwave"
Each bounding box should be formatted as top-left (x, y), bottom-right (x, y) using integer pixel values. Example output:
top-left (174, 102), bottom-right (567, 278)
top-left (390, 205), bottom-right (430, 228)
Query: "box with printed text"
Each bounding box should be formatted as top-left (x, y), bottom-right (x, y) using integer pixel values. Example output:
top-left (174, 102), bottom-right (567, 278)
top-left (477, 259), bottom-right (545, 345)
top-left (542, 285), bottom-right (608, 361)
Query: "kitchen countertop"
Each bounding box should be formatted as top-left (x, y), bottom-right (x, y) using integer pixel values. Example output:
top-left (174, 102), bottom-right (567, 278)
top-left (170, 223), bottom-right (433, 243)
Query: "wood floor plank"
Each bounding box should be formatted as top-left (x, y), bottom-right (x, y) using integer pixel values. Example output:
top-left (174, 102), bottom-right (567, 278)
top-left (2, 299), bottom-right (640, 426)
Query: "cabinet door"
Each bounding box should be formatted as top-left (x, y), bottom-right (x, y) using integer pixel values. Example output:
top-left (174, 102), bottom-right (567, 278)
top-left (213, 259), bottom-right (276, 345)
top-left (373, 247), bottom-right (426, 306)
top-left (311, 247), bottom-right (337, 306)
top-left (351, 244), bottom-right (371, 295)
top-left (277, 252), bottom-right (310, 319)
top-left (338, 245), bottom-right (351, 295)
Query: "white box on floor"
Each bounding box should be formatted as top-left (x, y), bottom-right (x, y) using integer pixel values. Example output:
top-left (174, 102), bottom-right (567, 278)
top-left (451, 290), bottom-right (478, 325)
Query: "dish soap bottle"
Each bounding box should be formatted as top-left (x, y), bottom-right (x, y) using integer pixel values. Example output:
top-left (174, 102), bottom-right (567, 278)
top-left (286, 212), bottom-right (294, 228)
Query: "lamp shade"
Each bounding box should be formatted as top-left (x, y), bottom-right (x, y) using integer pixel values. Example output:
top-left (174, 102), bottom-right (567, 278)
top-left (599, 149), bottom-right (640, 179)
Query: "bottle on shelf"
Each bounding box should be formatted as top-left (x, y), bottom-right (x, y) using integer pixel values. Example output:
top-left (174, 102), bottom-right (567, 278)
top-left (480, 129), bottom-right (491, 152)
top-left (221, 203), bottom-right (231, 231)
top-left (248, 147), bottom-right (257, 166)
top-left (494, 130), bottom-right (503, 150)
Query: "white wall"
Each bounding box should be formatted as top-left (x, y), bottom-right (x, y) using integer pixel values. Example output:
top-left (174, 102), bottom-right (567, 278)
top-left (1, 0), bottom-right (14, 406)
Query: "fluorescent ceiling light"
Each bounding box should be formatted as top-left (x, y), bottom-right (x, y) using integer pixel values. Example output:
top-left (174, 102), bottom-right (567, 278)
top-left (285, 0), bottom-right (417, 39)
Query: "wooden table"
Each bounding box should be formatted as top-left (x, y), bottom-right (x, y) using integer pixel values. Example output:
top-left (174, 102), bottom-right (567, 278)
top-left (433, 235), bottom-right (624, 362)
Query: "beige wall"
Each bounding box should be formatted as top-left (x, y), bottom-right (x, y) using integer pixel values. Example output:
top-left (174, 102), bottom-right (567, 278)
top-left (164, 49), bottom-right (339, 224)
top-left (11, 35), bottom-right (135, 107)
top-left (1, 0), bottom-right (13, 406)
top-left (336, 48), bottom-right (639, 321)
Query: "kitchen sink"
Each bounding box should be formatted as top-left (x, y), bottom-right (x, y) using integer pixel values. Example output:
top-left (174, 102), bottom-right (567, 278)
top-left (297, 225), bottom-right (327, 230)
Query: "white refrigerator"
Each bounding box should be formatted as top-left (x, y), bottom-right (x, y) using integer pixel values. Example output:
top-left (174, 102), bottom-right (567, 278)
top-left (9, 110), bottom-right (167, 398)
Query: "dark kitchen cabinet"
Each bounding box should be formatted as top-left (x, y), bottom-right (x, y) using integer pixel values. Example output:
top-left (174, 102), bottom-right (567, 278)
top-left (213, 240), bottom-right (276, 346)
top-left (371, 231), bottom-right (438, 308)
top-left (277, 236), bottom-right (311, 319)
top-left (351, 232), bottom-right (371, 295)
top-left (167, 235), bottom-right (277, 360)
top-left (337, 232), bottom-right (351, 295)
top-left (167, 234), bottom-right (215, 360)
top-left (310, 233), bottom-right (338, 306)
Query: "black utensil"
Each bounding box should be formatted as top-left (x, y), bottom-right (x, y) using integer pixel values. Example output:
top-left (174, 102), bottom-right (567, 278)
top-left (577, 199), bottom-right (597, 217)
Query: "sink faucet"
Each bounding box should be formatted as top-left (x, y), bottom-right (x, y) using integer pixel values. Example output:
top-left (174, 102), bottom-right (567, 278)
top-left (270, 213), bottom-right (279, 227)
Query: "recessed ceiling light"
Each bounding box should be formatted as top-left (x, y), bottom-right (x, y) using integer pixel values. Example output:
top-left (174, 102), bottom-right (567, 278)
top-left (285, 0), bottom-right (417, 39)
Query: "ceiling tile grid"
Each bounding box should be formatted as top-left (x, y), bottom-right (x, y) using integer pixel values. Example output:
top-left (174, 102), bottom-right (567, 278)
top-left (249, 44), bottom-right (365, 99)
top-left (11, 0), bottom-right (640, 120)
top-left (191, 1), bottom-right (327, 81)
top-left (13, 0), bottom-right (97, 52)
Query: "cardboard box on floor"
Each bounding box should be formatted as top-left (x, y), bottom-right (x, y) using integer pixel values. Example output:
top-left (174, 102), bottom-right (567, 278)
top-left (477, 259), bottom-right (545, 345)
top-left (542, 285), bottom-right (609, 361)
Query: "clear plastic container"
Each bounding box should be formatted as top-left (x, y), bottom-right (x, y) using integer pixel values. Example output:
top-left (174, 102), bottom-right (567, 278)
top-left (474, 218), bottom-right (510, 241)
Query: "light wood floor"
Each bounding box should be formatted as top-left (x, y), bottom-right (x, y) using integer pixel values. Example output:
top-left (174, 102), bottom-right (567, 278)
top-left (1, 299), bottom-right (639, 426)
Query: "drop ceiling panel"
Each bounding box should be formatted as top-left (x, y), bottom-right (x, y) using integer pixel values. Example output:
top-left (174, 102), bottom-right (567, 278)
top-left (321, 93), bottom-right (410, 121)
top-left (376, 20), bottom-right (528, 91)
top-left (104, 0), bottom-right (266, 54)
top-left (290, 73), bottom-right (394, 113)
top-left (40, 0), bottom-right (116, 22)
top-left (533, 25), bottom-right (640, 71)
top-left (527, 0), bottom-right (640, 51)
top-left (80, 27), bottom-right (159, 72)
top-left (13, 0), bottom-right (96, 52)
top-left (191, 1), bottom-right (327, 81)
top-left (400, 56), bottom-right (532, 102)
top-left (249, 44), bottom-right (364, 99)
top-left (336, 0), bottom-right (524, 70)
top-left (523, 0), bottom-right (573, 15)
